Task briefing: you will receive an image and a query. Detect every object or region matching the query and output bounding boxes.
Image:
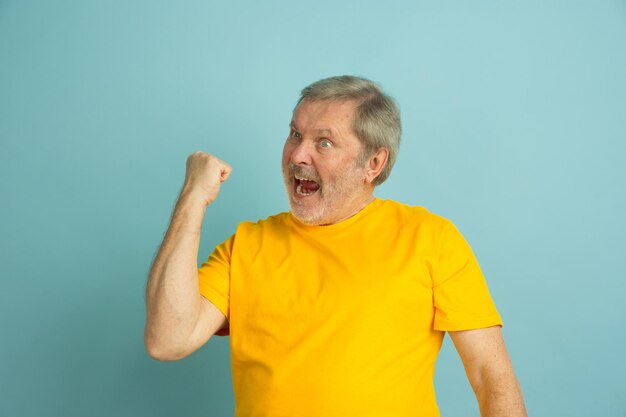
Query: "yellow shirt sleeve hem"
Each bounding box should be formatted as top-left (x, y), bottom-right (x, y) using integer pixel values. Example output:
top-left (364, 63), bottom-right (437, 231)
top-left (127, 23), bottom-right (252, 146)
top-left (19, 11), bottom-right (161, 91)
top-left (199, 285), bottom-right (229, 320)
top-left (434, 315), bottom-right (503, 332)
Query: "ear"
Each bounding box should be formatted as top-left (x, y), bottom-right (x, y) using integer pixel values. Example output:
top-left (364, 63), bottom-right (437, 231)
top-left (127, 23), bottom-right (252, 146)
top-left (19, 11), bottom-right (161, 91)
top-left (365, 148), bottom-right (389, 184)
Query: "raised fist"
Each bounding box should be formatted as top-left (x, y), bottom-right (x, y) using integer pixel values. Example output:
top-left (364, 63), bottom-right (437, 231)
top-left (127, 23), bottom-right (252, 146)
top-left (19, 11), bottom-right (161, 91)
top-left (182, 151), bottom-right (232, 206)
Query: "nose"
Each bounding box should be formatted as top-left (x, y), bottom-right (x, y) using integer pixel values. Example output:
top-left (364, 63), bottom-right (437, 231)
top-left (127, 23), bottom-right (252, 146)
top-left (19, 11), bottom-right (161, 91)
top-left (288, 140), bottom-right (314, 166)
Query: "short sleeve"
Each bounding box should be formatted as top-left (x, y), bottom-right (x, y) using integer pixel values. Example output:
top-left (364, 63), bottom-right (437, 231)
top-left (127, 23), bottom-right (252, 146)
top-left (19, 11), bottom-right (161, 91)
top-left (432, 222), bottom-right (502, 331)
top-left (198, 234), bottom-right (234, 336)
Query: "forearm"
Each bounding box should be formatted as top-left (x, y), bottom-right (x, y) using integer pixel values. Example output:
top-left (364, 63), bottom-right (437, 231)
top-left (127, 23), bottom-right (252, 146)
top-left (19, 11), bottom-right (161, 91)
top-left (144, 188), bottom-right (208, 359)
top-left (476, 369), bottom-right (527, 417)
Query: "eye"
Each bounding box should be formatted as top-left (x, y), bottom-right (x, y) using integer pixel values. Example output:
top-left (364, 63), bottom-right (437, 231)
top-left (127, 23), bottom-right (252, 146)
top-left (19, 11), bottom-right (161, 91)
top-left (290, 129), bottom-right (302, 141)
top-left (319, 139), bottom-right (332, 149)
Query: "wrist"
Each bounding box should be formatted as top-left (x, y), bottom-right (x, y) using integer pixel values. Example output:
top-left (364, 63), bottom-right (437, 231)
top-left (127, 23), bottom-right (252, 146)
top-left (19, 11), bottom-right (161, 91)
top-left (167, 189), bottom-right (208, 236)
top-left (178, 186), bottom-right (211, 208)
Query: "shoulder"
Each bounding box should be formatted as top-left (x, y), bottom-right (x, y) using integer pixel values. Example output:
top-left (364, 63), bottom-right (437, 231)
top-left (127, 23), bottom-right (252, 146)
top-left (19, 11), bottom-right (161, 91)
top-left (227, 212), bottom-right (291, 259)
top-left (376, 198), bottom-right (453, 231)
top-left (234, 211), bottom-right (291, 236)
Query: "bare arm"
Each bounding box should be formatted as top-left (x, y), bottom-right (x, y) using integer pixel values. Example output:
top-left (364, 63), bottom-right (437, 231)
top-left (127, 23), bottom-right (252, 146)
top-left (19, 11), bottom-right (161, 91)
top-left (449, 326), bottom-right (527, 417)
top-left (144, 152), bottom-right (232, 361)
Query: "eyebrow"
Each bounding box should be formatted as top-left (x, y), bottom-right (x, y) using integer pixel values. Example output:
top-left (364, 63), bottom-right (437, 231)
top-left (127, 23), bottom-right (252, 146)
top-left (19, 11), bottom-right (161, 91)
top-left (289, 122), bottom-right (333, 136)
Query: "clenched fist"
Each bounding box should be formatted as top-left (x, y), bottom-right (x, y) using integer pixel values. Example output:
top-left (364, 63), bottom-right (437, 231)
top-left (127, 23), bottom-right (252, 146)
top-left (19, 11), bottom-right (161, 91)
top-left (181, 151), bottom-right (232, 206)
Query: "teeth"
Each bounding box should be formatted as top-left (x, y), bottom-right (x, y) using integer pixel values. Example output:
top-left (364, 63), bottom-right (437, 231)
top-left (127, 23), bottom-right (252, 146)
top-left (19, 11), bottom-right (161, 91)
top-left (296, 184), bottom-right (317, 196)
top-left (295, 175), bottom-right (316, 182)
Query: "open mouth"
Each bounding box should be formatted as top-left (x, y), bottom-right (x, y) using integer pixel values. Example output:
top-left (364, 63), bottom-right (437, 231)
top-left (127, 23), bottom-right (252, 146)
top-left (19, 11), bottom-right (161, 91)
top-left (294, 175), bottom-right (320, 196)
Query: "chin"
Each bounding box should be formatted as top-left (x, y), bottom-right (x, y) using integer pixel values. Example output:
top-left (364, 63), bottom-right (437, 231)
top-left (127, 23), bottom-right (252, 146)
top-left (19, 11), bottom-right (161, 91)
top-left (290, 207), bottom-right (321, 225)
top-left (283, 187), bottom-right (318, 224)
top-left (288, 201), bottom-right (327, 225)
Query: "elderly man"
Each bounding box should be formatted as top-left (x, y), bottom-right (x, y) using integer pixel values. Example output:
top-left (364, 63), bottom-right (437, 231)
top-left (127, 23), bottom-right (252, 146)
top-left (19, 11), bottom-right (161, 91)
top-left (144, 76), bottom-right (527, 417)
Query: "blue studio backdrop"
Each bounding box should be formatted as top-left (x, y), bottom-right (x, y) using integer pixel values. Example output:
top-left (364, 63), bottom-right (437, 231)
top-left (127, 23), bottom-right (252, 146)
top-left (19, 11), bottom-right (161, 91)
top-left (1, 1), bottom-right (625, 416)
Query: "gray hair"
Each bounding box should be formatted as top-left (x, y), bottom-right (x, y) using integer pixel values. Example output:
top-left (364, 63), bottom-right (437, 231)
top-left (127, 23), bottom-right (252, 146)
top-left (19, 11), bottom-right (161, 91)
top-left (296, 75), bottom-right (401, 185)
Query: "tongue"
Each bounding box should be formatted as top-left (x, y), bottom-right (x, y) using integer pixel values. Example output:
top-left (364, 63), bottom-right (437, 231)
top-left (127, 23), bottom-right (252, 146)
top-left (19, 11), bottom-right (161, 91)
top-left (300, 179), bottom-right (320, 192)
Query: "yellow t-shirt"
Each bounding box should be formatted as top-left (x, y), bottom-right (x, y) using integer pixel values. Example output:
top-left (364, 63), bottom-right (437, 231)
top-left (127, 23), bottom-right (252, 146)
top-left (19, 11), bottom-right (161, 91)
top-left (198, 198), bottom-right (502, 417)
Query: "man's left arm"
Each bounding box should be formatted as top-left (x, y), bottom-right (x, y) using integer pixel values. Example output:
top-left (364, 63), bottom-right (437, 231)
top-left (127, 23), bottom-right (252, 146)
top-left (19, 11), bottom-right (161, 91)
top-left (449, 326), bottom-right (527, 417)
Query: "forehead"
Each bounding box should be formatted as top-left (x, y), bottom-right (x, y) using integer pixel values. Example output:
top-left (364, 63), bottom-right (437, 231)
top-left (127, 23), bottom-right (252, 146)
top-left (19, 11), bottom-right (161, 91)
top-left (292, 100), bottom-right (358, 133)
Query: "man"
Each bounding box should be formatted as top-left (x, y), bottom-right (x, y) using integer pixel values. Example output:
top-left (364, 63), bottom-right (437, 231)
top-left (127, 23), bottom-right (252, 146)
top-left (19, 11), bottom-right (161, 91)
top-left (144, 76), bottom-right (527, 417)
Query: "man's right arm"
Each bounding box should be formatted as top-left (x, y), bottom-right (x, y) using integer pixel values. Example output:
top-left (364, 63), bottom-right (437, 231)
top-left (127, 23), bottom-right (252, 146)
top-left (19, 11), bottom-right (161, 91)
top-left (144, 152), bottom-right (232, 361)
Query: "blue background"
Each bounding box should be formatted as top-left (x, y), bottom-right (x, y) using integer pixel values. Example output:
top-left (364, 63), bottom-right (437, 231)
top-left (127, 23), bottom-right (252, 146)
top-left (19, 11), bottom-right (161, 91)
top-left (1, 1), bottom-right (625, 416)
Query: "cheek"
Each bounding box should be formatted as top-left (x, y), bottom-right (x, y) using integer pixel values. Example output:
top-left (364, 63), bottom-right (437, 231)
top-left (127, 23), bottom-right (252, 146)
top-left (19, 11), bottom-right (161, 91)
top-left (281, 142), bottom-right (291, 166)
